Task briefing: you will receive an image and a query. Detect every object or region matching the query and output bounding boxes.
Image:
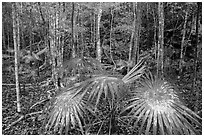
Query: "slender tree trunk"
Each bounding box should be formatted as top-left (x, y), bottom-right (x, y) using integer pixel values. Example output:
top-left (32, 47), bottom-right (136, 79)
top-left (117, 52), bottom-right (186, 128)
top-left (93, 12), bottom-right (96, 47)
top-left (133, 2), bottom-right (141, 65)
top-left (96, 2), bottom-right (102, 62)
top-left (12, 2), bottom-right (21, 113)
top-left (7, 29), bottom-right (10, 49)
top-left (79, 5), bottom-right (84, 57)
top-left (49, 5), bottom-right (59, 90)
top-left (179, 4), bottom-right (188, 75)
top-left (110, 6), bottom-right (116, 67)
top-left (71, 2), bottom-right (76, 58)
top-left (153, 4), bottom-right (158, 60)
top-left (128, 2), bottom-right (136, 72)
top-left (157, 2), bottom-right (164, 78)
top-left (29, 7), bottom-right (33, 56)
top-left (193, 2), bottom-right (201, 113)
top-left (90, 12), bottom-right (93, 44)
top-left (2, 22), bottom-right (6, 48)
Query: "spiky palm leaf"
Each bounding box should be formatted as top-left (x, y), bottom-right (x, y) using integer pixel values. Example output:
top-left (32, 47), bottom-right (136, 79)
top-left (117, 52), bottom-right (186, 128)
top-left (122, 72), bottom-right (202, 135)
top-left (122, 58), bottom-right (146, 84)
top-left (45, 58), bottom-right (147, 134)
top-left (69, 75), bottom-right (126, 108)
top-left (45, 89), bottom-right (94, 134)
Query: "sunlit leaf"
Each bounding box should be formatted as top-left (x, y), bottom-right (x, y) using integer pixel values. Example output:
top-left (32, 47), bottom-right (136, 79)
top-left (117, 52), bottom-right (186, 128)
top-left (123, 73), bottom-right (202, 135)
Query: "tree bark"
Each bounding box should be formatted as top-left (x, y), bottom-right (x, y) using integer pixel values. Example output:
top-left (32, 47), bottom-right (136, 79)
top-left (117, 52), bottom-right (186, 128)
top-left (12, 2), bottom-right (21, 113)
top-left (49, 4), bottom-right (59, 90)
top-left (29, 6), bottom-right (33, 57)
top-left (153, 3), bottom-right (158, 60)
top-left (128, 2), bottom-right (136, 72)
top-left (157, 2), bottom-right (164, 78)
top-left (133, 2), bottom-right (141, 65)
top-left (71, 2), bottom-right (76, 58)
top-left (179, 4), bottom-right (188, 75)
top-left (96, 2), bottom-right (102, 62)
top-left (2, 21), bottom-right (6, 48)
top-left (110, 6), bottom-right (116, 67)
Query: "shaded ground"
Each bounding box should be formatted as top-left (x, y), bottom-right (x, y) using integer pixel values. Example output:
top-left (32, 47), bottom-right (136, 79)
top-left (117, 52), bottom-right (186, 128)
top-left (2, 66), bottom-right (202, 135)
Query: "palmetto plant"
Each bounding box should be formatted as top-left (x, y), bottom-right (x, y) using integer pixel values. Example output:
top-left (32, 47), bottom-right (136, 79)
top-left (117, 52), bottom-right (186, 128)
top-left (44, 57), bottom-right (202, 135)
top-left (122, 72), bottom-right (202, 135)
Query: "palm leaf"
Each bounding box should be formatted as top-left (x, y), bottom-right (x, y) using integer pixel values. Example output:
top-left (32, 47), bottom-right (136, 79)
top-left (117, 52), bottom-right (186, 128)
top-left (72, 75), bottom-right (126, 108)
top-left (122, 73), bottom-right (202, 135)
top-left (122, 56), bottom-right (147, 84)
top-left (45, 74), bottom-right (126, 134)
top-left (45, 90), bottom-right (92, 134)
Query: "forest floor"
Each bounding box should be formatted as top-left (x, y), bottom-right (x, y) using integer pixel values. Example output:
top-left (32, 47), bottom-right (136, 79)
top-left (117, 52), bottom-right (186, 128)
top-left (2, 68), bottom-right (202, 135)
top-left (2, 71), bottom-right (51, 135)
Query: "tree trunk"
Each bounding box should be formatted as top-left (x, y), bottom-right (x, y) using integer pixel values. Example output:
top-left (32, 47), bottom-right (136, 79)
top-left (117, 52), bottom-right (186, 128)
top-left (71, 2), bottom-right (76, 58)
top-left (79, 4), bottom-right (84, 57)
top-left (153, 3), bottom-right (158, 60)
top-left (12, 2), bottom-right (21, 113)
top-left (49, 4), bottom-right (60, 90)
top-left (179, 4), bottom-right (188, 75)
top-left (110, 6), bottom-right (116, 67)
top-left (2, 21), bottom-right (6, 48)
top-left (96, 2), bottom-right (102, 62)
top-left (193, 2), bottom-right (201, 113)
top-left (128, 2), bottom-right (136, 72)
top-left (157, 2), bottom-right (164, 78)
top-left (133, 2), bottom-right (141, 65)
top-left (29, 7), bottom-right (33, 57)
top-left (93, 11), bottom-right (96, 47)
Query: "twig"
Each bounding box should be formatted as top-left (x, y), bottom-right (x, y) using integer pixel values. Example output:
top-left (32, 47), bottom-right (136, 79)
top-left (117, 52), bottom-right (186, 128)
top-left (2, 83), bottom-right (32, 86)
top-left (26, 110), bottom-right (43, 116)
top-left (4, 110), bottom-right (43, 131)
top-left (30, 99), bottom-right (49, 110)
top-left (4, 115), bottom-right (24, 131)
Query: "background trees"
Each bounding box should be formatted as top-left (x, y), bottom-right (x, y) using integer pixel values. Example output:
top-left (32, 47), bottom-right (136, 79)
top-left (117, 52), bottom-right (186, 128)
top-left (2, 2), bottom-right (202, 135)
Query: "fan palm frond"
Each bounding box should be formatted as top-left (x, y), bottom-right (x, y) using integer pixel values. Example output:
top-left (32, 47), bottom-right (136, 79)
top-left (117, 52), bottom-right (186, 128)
top-left (72, 75), bottom-right (126, 108)
top-left (45, 74), bottom-right (126, 134)
top-left (122, 73), bottom-right (202, 135)
top-left (122, 57), bottom-right (146, 84)
top-left (45, 90), bottom-right (94, 134)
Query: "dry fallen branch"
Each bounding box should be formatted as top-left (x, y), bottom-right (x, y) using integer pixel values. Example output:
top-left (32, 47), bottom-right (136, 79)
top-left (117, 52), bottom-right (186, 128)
top-left (30, 99), bottom-right (50, 110)
top-left (4, 110), bottom-right (43, 131)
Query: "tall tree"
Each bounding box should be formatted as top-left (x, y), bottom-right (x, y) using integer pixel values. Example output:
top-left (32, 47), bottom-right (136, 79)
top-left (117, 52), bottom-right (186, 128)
top-left (96, 2), bottom-right (102, 62)
top-left (179, 3), bottom-right (189, 75)
top-left (128, 2), bottom-right (136, 72)
top-left (49, 4), bottom-right (59, 90)
top-left (157, 2), bottom-right (164, 78)
top-left (110, 5), bottom-right (116, 67)
top-left (12, 2), bottom-right (21, 113)
top-left (153, 3), bottom-right (158, 60)
top-left (132, 2), bottom-right (142, 65)
top-left (71, 2), bottom-right (76, 58)
top-left (128, 2), bottom-right (142, 71)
